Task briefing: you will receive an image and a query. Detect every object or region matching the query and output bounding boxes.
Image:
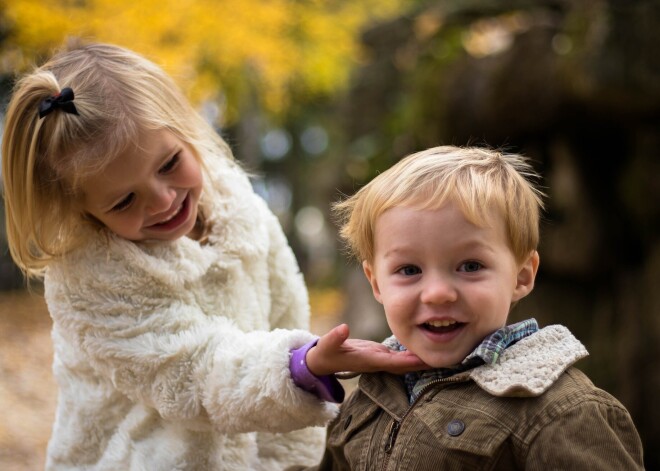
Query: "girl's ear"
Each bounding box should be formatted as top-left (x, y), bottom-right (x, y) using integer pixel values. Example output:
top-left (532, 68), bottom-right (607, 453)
top-left (512, 250), bottom-right (540, 302)
top-left (362, 260), bottom-right (383, 304)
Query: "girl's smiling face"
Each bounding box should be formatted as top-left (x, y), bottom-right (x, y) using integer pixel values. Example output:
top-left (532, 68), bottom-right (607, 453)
top-left (362, 203), bottom-right (539, 368)
top-left (81, 129), bottom-right (203, 242)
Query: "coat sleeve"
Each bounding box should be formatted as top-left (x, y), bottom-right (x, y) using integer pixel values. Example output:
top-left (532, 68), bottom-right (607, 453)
top-left (523, 395), bottom-right (644, 470)
top-left (45, 242), bottom-right (338, 435)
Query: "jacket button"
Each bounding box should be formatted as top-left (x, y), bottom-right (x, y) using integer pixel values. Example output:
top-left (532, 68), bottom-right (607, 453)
top-left (343, 415), bottom-right (352, 430)
top-left (447, 419), bottom-right (465, 437)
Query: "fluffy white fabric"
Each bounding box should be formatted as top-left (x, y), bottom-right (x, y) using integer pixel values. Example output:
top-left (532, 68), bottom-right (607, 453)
top-left (44, 153), bottom-right (337, 470)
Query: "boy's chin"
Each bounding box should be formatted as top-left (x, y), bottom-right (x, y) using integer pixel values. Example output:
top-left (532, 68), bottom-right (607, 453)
top-left (418, 352), bottom-right (469, 369)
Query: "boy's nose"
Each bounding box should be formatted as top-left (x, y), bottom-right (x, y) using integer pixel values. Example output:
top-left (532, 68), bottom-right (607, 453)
top-left (420, 275), bottom-right (458, 304)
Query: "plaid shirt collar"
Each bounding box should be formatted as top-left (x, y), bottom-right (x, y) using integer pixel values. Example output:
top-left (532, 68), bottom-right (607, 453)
top-left (399, 318), bottom-right (539, 403)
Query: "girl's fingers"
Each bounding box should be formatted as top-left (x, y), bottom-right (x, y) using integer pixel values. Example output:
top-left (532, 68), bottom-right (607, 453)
top-left (332, 323), bottom-right (350, 345)
top-left (320, 324), bottom-right (350, 350)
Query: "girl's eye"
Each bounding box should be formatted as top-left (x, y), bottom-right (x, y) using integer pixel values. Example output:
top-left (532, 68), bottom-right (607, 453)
top-left (159, 153), bottom-right (180, 174)
top-left (112, 193), bottom-right (135, 212)
top-left (459, 261), bottom-right (483, 273)
top-left (398, 265), bottom-right (421, 276)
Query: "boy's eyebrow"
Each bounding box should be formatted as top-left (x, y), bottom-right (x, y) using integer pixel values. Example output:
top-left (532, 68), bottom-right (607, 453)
top-left (455, 237), bottom-right (498, 251)
top-left (379, 241), bottom-right (420, 258)
top-left (382, 237), bottom-right (498, 258)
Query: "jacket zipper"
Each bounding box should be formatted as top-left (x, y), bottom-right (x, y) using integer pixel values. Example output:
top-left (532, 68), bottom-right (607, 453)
top-left (384, 420), bottom-right (400, 453)
top-left (380, 375), bottom-right (465, 469)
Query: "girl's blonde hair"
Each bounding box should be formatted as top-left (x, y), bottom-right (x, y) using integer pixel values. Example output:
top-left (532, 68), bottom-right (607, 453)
top-left (334, 146), bottom-right (545, 264)
top-left (2, 41), bottom-right (232, 278)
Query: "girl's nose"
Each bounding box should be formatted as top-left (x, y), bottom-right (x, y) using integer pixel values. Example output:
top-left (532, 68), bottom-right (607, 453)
top-left (146, 182), bottom-right (176, 215)
top-left (420, 274), bottom-right (458, 304)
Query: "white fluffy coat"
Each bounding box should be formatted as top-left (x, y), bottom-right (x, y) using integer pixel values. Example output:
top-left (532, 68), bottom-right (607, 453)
top-left (44, 153), bottom-right (337, 470)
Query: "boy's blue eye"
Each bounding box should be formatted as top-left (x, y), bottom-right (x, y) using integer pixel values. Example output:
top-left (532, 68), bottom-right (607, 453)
top-left (159, 153), bottom-right (180, 174)
top-left (460, 261), bottom-right (482, 272)
top-left (112, 193), bottom-right (135, 212)
top-left (398, 265), bottom-right (421, 276)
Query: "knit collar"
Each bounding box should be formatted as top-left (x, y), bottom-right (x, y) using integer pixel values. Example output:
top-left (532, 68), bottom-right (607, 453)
top-left (400, 319), bottom-right (539, 402)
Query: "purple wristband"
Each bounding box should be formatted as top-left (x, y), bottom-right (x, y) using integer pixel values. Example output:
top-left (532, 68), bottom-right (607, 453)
top-left (289, 339), bottom-right (345, 403)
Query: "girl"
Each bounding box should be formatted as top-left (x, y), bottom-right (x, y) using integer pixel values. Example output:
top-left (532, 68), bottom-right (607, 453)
top-left (1, 42), bottom-right (423, 470)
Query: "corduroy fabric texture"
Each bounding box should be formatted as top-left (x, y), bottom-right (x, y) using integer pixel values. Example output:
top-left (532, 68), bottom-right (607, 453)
top-left (290, 325), bottom-right (644, 470)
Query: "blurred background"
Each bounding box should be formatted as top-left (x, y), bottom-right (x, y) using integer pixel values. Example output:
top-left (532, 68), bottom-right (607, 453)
top-left (0, 0), bottom-right (658, 469)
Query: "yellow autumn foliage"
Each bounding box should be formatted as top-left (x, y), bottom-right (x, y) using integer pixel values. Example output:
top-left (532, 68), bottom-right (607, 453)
top-left (2, 0), bottom-right (409, 121)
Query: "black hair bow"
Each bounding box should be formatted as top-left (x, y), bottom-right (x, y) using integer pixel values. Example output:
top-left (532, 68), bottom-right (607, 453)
top-left (38, 87), bottom-right (79, 119)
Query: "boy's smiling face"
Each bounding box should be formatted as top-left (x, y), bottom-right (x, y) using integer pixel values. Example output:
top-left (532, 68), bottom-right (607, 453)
top-left (363, 202), bottom-right (539, 368)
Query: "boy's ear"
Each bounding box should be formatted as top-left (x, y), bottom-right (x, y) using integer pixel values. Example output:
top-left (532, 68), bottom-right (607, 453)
top-left (512, 250), bottom-right (540, 302)
top-left (362, 260), bottom-right (383, 304)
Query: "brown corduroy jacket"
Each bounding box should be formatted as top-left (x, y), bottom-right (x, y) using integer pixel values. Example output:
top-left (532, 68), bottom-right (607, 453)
top-left (293, 325), bottom-right (644, 470)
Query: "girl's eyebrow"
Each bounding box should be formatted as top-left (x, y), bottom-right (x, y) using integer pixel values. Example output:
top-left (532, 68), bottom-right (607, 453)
top-left (97, 144), bottom-right (181, 211)
top-left (153, 142), bottom-right (181, 163)
top-left (103, 193), bottom-right (131, 213)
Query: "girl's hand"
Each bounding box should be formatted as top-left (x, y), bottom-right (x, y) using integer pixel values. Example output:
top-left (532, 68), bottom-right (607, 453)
top-left (306, 324), bottom-right (429, 376)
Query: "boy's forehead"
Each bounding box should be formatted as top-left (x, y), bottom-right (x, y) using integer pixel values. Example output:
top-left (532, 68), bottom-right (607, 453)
top-left (376, 198), bottom-right (495, 226)
top-left (370, 203), bottom-right (514, 256)
top-left (371, 200), bottom-right (509, 254)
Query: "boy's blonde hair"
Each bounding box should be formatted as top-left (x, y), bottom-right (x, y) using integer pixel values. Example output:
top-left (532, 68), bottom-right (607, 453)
top-left (2, 42), bottom-right (232, 278)
top-left (334, 146), bottom-right (544, 264)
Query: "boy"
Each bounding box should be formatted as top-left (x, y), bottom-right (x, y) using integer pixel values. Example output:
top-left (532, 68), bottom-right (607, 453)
top-left (298, 146), bottom-right (644, 470)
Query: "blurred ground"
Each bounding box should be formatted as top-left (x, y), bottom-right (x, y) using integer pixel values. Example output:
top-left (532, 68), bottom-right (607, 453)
top-left (0, 288), bottom-right (348, 470)
top-left (0, 290), bottom-right (55, 471)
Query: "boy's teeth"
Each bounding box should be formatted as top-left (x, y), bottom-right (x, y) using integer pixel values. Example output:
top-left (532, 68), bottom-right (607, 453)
top-left (426, 319), bottom-right (457, 327)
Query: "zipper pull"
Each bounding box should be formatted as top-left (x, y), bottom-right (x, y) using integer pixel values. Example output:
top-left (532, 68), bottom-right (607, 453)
top-left (384, 420), bottom-right (400, 454)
